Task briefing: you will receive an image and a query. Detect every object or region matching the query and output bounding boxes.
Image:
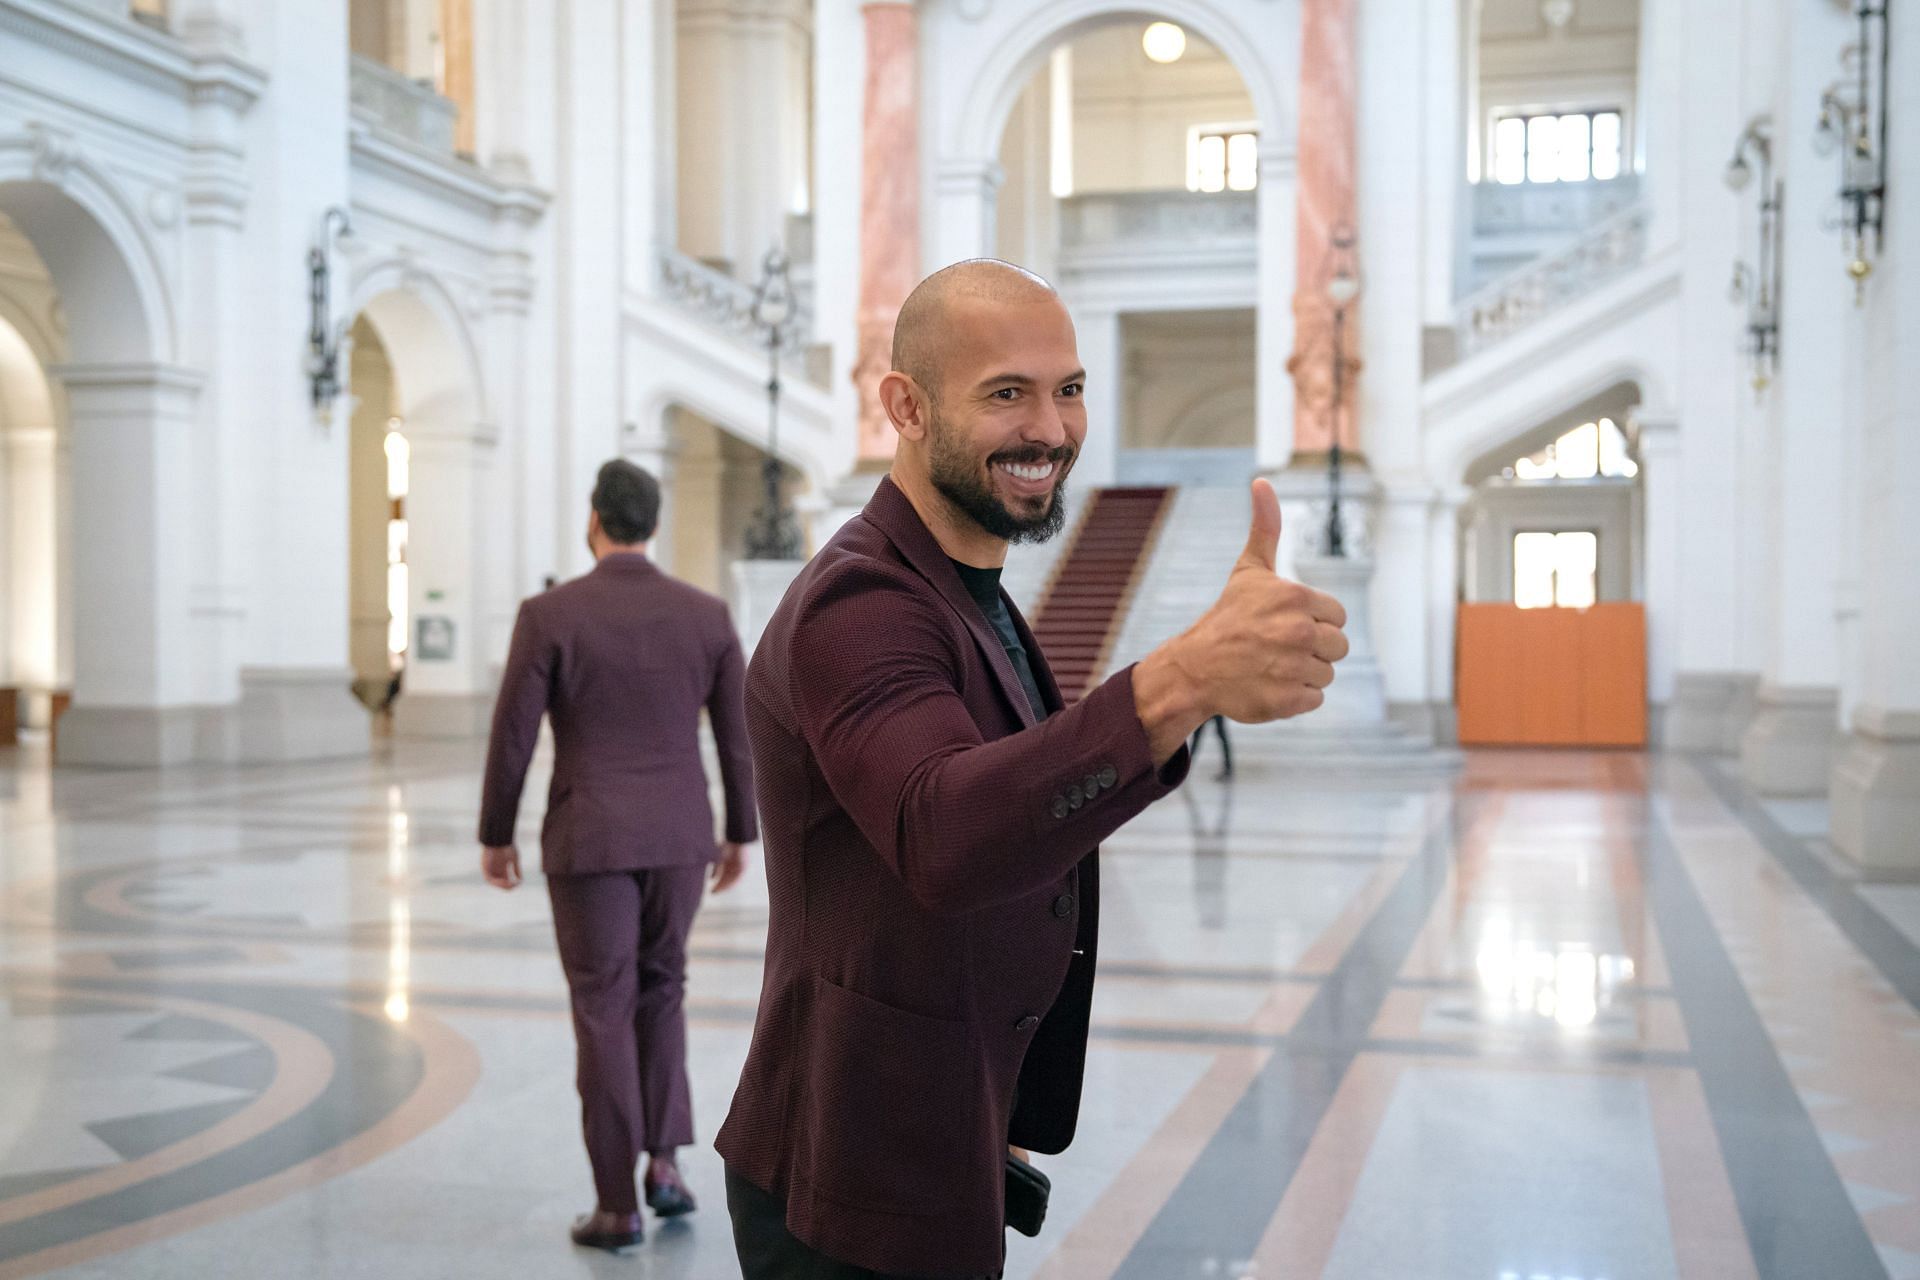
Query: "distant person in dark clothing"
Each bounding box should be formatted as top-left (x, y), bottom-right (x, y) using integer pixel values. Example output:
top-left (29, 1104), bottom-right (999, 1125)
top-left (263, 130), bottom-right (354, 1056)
top-left (1190, 714), bottom-right (1233, 780)
top-left (479, 459), bottom-right (757, 1252)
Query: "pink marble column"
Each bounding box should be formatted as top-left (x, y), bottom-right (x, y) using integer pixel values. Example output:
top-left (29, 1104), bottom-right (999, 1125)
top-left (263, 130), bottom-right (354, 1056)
top-left (1285, 0), bottom-right (1361, 457)
top-left (852, 2), bottom-right (920, 465)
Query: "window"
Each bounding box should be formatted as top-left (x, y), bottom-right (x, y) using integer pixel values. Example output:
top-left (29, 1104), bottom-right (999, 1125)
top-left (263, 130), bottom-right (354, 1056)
top-left (1514, 531), bottom-right (1598, 609)
top-left (1493, 109), bottom-right (1623, 185)
top-left (1510, 419), bottom-right (1638, 481)
top-left (1189, 126), bottom-right (1258, 193)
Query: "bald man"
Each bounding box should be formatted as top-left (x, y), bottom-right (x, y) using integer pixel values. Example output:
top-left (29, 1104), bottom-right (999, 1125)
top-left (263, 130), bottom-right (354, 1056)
top-left (716, 260), bottom-right (1348, 1278)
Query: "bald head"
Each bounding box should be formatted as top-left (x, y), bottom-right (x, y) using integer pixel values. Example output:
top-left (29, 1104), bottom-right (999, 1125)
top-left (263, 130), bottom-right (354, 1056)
top-left (892, 259), bottom-right (1061, 400)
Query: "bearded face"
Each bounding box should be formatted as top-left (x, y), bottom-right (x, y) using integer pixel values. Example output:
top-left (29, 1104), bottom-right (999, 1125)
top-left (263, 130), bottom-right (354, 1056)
top-left (925, 400), bottom-right (1075, 545)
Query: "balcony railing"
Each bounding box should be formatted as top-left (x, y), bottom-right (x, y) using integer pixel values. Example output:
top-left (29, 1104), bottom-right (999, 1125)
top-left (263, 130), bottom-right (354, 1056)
top-left (1472, 175), bottom-right (1640, 237)
top-left (655, 248), bottom-right (813, 352)
top-left (350, 54), bottom-right (457, 155)
top-left (1059, 190), bottom-right (1256, 255)
top-left (1454, 203), bottom-right (1648, 356)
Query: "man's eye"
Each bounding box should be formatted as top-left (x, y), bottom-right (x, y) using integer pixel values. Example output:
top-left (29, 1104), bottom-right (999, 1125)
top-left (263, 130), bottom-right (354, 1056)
top-left (1059, 383), bottom-right (1084, 398)
top-left (993, 388), bottom-right (1020, 401)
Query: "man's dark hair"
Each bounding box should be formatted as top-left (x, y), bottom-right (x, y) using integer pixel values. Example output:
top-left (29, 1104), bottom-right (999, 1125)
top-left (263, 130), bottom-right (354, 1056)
top-left (592, 459), bottom-right (661, 544)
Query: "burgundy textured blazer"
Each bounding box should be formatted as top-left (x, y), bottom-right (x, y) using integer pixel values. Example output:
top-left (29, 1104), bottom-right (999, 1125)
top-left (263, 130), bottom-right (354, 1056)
top-left (478, 554), bottom-right (757, 874)
top-left (716, 477), bottom-right (1187, 1276)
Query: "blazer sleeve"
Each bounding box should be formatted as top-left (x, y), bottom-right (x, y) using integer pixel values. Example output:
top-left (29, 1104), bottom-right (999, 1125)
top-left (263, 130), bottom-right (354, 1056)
top-left (477, 598), bottom-right (554, 847)
top-left (706, 606), bottom-right (759, 845)
top-left (791, 560), bottom-right (1188, 916)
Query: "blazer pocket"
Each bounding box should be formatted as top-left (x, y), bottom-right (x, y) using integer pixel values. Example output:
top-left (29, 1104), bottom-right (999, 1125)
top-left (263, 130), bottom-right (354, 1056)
top-left (804, 977), bottom-right (976, 1215)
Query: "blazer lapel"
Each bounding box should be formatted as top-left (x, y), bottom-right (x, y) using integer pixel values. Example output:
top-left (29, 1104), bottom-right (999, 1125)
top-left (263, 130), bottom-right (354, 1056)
top-left (862, 477), bottom-right (1039, 730)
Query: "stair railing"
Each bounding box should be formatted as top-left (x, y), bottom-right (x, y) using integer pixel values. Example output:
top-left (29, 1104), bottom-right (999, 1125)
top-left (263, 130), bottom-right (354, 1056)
top-left (1453, 203), bottom-right (1649, 358)
top-left (653, 247), bottom-right (814, 351)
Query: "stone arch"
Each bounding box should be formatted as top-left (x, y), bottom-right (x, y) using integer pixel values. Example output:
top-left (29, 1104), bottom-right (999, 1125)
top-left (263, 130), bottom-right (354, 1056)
top-left (1432, 357), bottom-right (1672, 487)
top-left (349, 261), bottom-right (489, 431)
top-left (951, 0), bottom-right (1293, 165)
top-left (0, 148), bottom-right (175, 364)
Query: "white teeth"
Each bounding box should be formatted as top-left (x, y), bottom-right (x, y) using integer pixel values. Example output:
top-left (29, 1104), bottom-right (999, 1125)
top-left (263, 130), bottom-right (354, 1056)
top-left (999, 461), bottom-right (1055, 482)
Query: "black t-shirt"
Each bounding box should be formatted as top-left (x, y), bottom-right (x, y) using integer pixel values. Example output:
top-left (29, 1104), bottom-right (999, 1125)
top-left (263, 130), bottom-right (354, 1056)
top-left (949, 560), bottom-right (1049, 720)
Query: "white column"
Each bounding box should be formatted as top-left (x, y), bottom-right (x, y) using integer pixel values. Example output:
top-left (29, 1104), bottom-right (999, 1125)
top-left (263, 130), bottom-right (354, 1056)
top-left (1664, 0), bottom-right (1751, 750)
top-left (1738, 0), bottom-right (1852, 793)
top-left (1831, 0), bottom-right (1920, 874)
top-left (236, 0), bottom-right (366, 764)
top-left (1636, 414), bottom-right (1681, 726)
top-left (1254, 143), bottom-right (1298, 472)
top-left (1075, 305), bottom-right (1121, 489)
top-left (556, 0), bottom-right (625, 579)
top-left (1426, 486), bottom-right (1466, 741)
top-left (676, 0), bottom-right (810, 274)
top-left (1374, 482), bottom-right (1440, 737)
top-left (52, 365), bottom-right (204, 766)
top-left (1420, 0), bottom-right (1461, 327)
top-left (625, 0), bottom-right (677, 279)
top-left (473, 0), bottom-right (536, 181)
top-left (931, 157), bottom-right (1003, 267)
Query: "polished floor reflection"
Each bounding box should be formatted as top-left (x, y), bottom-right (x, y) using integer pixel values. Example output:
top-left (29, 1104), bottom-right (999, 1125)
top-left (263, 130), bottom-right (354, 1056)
top-left (1, 739), bottom-right (1917, 1279)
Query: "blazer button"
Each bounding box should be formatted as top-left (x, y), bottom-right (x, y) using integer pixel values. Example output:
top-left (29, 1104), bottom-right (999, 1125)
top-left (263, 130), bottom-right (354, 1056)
top-left (1084, 773), bottom-right (1101, 798)
top-left (1016, 1015), bottom-right (1040, 1033)
top-left (1052, 893), bottom-right (1074, 918)
top-left (1098, 764), bottom-right (1118, 789)
top-left (1051, 795), bottom-right (1071, 820)
top-left (1068, 785), bottom-right (1085, 809)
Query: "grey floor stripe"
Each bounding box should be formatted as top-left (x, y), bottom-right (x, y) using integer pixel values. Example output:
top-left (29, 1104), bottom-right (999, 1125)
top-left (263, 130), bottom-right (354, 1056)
top-left (1643, 794), bottom-right (1886, 1279)
top-left (1111, 802), bottom-right (1463, 1279)
top-left (1694, 755), bottom-right (1920, 1015)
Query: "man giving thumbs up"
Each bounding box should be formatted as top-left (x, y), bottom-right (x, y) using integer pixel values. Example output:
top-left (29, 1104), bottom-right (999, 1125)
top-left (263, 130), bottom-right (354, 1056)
top-left (718, 259), bottom-right (1348, 1280)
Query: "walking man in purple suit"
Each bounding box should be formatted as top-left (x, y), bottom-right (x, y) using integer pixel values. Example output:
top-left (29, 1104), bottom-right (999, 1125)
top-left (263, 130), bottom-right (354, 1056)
top-left (479, 459), bottom-right (757, 1251)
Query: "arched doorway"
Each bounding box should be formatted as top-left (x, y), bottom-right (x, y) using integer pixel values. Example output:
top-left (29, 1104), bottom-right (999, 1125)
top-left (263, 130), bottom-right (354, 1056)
top-left (985, 15), bottom-right (1269, 487)
top-left (346, 279), bottom-right (492, 739)
top-left (1455, 382), bottom-right (1651, 746)
top-left (0, 217), bottom-right (69, 752)
top-left (0, 170), bottom-right (190, 767)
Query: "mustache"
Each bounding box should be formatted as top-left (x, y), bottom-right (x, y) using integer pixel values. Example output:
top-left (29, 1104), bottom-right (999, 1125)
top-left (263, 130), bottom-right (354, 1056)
top-left (988, 444), bottom-right (1076, 467)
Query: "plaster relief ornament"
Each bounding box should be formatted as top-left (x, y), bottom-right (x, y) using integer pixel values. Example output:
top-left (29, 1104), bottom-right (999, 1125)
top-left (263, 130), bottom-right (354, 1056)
top-left (147, 187), bottom-right (181, 230)
top-left (27, 123), bottom-right (78, 183)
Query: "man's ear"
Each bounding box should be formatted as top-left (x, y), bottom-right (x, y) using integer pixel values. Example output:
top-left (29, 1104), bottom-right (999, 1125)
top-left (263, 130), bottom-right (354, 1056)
top-left (586, 509), bottom-right (602, 543)
top-left (878, 371), bottom-right (932, 443)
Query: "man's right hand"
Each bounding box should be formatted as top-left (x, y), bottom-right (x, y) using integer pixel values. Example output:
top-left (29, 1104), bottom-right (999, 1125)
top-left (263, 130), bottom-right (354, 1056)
top-left (1133, 478), bottom-right (1350, 764)
top-left (711, 842), bottom-right (749, 893)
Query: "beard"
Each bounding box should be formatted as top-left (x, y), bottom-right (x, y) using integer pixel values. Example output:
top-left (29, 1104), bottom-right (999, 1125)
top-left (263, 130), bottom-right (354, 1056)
top-left (926, 410), bottom-right (1074, 545)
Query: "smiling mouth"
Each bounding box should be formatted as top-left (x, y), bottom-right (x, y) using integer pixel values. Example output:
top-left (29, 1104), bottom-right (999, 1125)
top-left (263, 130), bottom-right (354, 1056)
top-left (994, 460), bottom-right (1057, 483)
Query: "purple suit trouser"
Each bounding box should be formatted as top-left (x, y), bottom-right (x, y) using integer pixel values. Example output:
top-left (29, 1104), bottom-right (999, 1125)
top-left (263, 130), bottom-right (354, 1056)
top-left (548, 865), bottom-right (707, 1214)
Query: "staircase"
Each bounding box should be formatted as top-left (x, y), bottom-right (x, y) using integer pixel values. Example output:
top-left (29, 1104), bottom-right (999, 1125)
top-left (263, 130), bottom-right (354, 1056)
top-left (1104, 485), bottom-right (1460, 775)
top-left (1028, 487), bottom-right (1172, 702)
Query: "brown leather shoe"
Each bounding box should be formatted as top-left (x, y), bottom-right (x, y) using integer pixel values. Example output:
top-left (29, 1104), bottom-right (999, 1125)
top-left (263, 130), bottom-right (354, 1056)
top-left (569, 1209), bottom-right (643, 1250)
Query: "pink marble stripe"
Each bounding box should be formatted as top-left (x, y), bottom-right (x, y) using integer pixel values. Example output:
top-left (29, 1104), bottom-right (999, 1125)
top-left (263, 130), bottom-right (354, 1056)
top-left (852, 2), bottom-right (919, 464)
top-left (1287, 0), bottom-right (1359, 456)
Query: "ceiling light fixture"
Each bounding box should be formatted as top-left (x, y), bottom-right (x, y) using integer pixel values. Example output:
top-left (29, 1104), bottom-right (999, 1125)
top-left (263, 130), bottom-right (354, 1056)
top-left (1142, 21), bottom-right (1186, 64)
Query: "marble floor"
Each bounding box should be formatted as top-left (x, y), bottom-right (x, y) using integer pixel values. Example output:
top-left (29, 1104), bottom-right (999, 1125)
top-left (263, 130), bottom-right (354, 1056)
top-left (1, 737), bottom-right (1917, 1279)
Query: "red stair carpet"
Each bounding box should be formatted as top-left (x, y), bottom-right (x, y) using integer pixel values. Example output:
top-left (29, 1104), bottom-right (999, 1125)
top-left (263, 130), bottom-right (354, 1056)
top-left (1028, 486), bottom-right (1172, 703)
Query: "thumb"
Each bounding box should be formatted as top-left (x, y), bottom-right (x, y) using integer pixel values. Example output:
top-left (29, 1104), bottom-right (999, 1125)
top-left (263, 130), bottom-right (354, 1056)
top-left (1239, 478), bottom-right (1281, 571)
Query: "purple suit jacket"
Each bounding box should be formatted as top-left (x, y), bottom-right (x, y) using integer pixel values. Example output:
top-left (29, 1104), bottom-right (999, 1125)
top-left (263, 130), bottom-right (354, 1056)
top-left (716, 477), bottom-right (1187, 1276)
top-left (478, 554), bottom-right (757, 875)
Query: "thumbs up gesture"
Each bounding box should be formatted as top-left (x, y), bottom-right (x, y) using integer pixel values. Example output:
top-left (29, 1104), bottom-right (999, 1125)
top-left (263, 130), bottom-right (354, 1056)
top-left (1133, 479), bottom-right (1350, 763)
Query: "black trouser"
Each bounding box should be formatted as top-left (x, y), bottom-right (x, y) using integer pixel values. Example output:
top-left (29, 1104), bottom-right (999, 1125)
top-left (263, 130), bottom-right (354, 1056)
top-left (726, 1168), bottom-right (999, 1280)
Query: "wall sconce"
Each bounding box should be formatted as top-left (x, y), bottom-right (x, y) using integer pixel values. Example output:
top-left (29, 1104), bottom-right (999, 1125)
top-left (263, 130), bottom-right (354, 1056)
top-left (1812, 2), bottom-right (1889, 301)
top-left (1724, 120), bottom-right (1781, 393)
top-left (306, 206), bottom-right (353, 409)
top-left (1322, 225), bottom-right (1361, 558)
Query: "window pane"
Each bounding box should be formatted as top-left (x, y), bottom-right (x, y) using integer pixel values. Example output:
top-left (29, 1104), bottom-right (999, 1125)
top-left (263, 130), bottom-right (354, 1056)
top-left (1514, 533), bottom-right (1558, 608)
top-left (1527, 116), bottom-right (1558, 183)
top-left (1553, 532), bottom-right (1598, 607)
top-left (1514, 448), bottom-right (1556, 480)
top-left (385, 430), bottom-right (410, 500)
top-left (1226, 132), bottom-right (1258, 190)
top-left (1197, 134), bottom-right (1226, 193)
top-left (1557, 113), bottom-right (1591, 182)
top-left (388, 562), bottom-right (410, 655)
top-left (1555, 422), bottom-right (1599, 479)
top-left (1592, 111), bottom-right (1622, 178)
top-left (1495, 117), bottom-right (1527, 185)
